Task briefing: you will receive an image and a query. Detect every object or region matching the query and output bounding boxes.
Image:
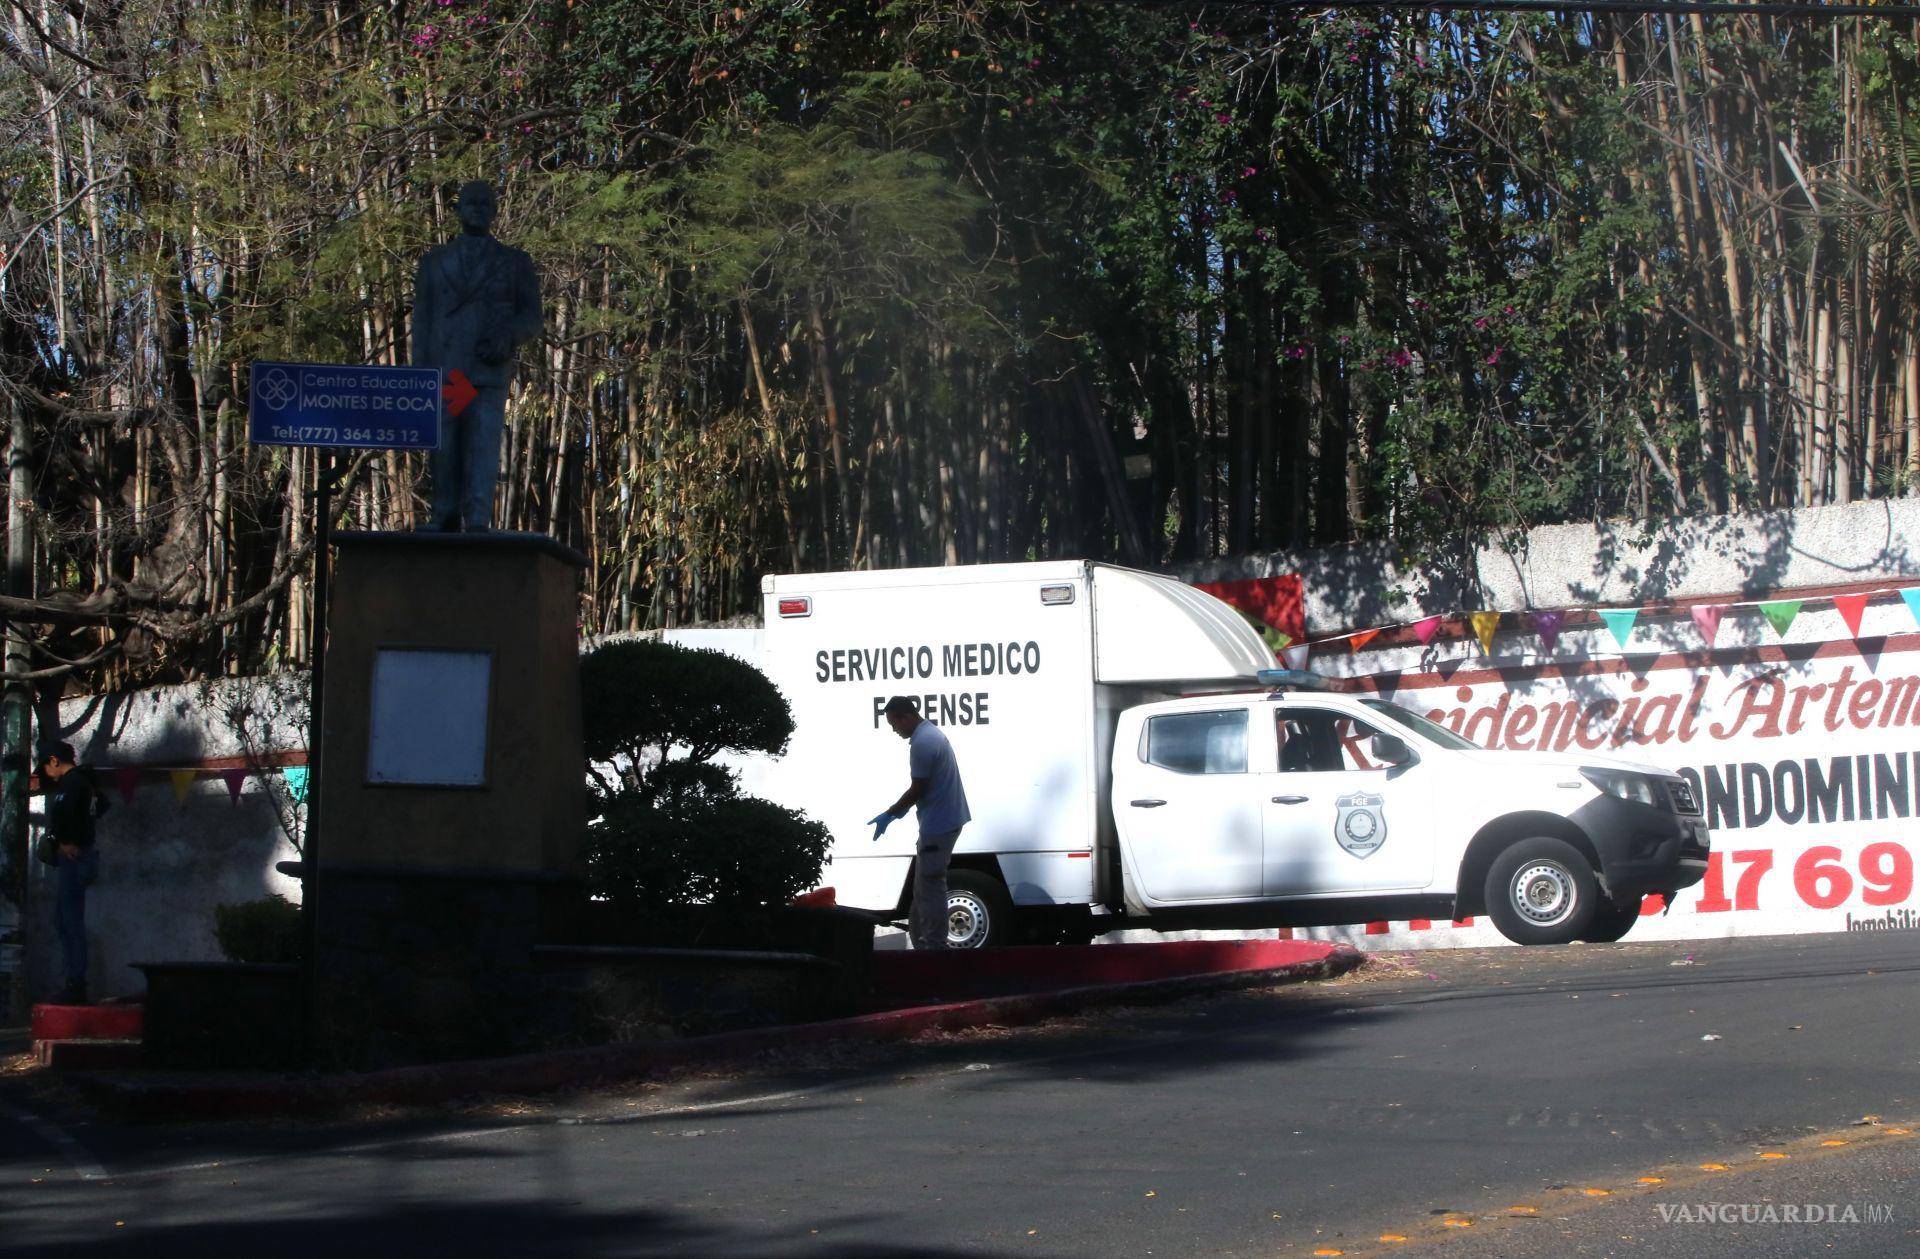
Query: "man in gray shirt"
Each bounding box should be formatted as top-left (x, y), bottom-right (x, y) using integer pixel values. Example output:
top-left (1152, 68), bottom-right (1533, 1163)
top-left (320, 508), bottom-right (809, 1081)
top-left (871, 696), bottom-right (972, 949)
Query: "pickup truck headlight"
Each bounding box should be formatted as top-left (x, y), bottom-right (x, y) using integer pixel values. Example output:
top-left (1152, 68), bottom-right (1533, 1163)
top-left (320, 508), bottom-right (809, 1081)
top-left (1581, 768), bottom-right (1661, 807)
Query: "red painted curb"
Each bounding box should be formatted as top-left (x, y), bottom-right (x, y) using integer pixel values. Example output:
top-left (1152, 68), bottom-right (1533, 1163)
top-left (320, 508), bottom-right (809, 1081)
top-left (873, 938), bottom-right (1335, 1003)
top-left (66, 944), bottom-right (1365, 1122)
top-left (30, 1004), bottom-right (143, 1043)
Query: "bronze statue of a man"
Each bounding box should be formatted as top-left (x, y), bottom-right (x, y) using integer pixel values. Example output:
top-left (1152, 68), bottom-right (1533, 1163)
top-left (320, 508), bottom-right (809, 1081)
top-left (411, 181), bottom-right (542, 531)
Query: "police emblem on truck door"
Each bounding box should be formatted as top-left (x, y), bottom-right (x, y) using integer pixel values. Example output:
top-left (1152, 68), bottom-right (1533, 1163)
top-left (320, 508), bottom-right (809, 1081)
top-left (1334, 791), bottom-right (1388, 858)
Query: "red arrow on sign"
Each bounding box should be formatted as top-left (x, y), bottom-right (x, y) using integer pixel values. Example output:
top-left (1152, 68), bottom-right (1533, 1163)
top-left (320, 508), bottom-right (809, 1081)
top-left (443, 368), bottom-right (478, 418)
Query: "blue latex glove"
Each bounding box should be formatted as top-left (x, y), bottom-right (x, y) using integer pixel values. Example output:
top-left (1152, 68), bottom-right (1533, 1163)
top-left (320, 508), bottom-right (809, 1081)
top-left (869, 811), bottom-right (896, 840)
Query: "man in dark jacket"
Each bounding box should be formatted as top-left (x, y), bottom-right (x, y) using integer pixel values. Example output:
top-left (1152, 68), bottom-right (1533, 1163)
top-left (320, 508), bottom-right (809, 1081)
top-left (41, 742), bottom-right (107, 1003)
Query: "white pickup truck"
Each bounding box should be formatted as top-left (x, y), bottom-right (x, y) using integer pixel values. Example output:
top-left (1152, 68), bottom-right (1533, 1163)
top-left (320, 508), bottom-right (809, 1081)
top-left (758, 561), bottom-right (1710, 947)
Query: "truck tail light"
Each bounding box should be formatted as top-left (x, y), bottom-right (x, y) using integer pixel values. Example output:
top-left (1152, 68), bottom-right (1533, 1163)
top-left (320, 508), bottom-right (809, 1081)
top-left (1039, 584), bottom-right (1075, 606)
top-left (777, 597), bottom-right (812, 618)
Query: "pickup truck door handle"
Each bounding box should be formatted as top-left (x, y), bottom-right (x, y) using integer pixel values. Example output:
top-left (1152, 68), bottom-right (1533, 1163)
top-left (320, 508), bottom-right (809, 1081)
top-left (1129, 798), bottom-right (1167, 808)
top-left (1271, 794), bottom-right (1309, 805)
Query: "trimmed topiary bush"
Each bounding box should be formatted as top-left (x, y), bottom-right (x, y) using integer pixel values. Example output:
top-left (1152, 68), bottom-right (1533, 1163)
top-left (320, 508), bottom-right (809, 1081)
top-left (581, 638), bottom-right (794, 801)
top-left (213, 894), bottom-right (302, 964)
top-left (580, 637), bottom-right (828, 915)
top-left (586, 793), bottom-right (831, 913)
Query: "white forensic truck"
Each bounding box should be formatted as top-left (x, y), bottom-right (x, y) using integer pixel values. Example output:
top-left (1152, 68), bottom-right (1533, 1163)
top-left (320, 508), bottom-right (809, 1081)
top-left (758, 561), bottom-right (1709, 948)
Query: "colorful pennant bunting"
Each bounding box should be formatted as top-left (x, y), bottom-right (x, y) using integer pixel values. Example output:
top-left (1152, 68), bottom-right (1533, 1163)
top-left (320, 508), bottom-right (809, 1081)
top-left (1760, 600), bottom-right (1802, 638)
top-left (168, 769), bottom-right (197, 803)
top-left (282, 765), bottom-right (310, 804)
top-left (1691, 604), bottom-right (1724, 646)
top-left (220, 767), bottom-right (248, 805)
top-left (1221, 580), bottom-right (1920, 682)
top-left (111, 765), bottom-right (141, 806)
top-left (1833, 592), bottom-right (1869, 638)
top-left (1597, 608), bottom-right (1638, 648)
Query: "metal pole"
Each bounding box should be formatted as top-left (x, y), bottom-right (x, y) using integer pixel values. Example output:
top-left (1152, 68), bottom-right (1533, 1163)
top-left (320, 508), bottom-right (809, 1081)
top-left (1, 394), bottom-right (29, 1021)
top-left (299, 452), bottom-right (337, 1061)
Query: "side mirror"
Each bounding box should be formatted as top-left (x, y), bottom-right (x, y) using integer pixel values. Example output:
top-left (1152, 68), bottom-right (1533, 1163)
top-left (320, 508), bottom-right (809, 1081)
top-left (1372, 734), bottom-right (1414, 766)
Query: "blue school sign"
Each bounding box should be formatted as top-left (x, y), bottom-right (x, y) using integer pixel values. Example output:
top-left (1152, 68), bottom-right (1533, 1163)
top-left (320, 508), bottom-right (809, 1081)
top-left (248, 361), bottom-right (442, 450)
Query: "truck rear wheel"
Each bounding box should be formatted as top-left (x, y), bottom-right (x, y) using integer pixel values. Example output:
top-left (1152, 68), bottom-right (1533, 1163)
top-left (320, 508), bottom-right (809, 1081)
top-left (946, 870), bottom-right (1012, 949)
top-left (1485, 837), bottom-right (1599, 946)
top-left (1579, 897), bottom-right (1644, 944)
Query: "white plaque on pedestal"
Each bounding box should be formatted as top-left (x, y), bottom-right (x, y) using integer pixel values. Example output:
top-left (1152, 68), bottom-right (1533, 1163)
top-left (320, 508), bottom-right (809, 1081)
top-left (366, 648), bottom-right (492, 786)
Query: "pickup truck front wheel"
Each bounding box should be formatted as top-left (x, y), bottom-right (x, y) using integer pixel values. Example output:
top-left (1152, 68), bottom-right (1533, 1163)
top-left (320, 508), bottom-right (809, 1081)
top-left (1486, 837), bottom-right (1599, 946)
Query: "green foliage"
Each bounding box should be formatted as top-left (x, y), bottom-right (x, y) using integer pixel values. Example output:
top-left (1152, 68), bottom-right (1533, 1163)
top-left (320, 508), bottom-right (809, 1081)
top-left (11, 0), bottom-right (1920, 683)
top-left (581, 639), bottom-right (794, 799)
top-left (213, 895), bottom-right (302, 965)
top-left (579, 638), bottom-right (824, 912)
top-left (586, 790), bottom-right (831, 914)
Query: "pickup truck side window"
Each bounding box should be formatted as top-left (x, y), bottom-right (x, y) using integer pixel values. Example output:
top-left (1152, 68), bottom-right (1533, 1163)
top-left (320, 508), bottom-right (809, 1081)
top-left (1276, 709), bottom-right (1393, 772)
top-left (1145, 710), bottom-right (1248, 775)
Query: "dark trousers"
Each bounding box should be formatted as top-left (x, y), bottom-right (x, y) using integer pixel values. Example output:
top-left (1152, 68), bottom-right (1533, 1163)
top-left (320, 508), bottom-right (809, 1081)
top-left (430, 386), bottom-right (506, 529)
top-left (910, 828), bottom-right (963, 950)
top-left (53, 848), bottom-right (97, 996)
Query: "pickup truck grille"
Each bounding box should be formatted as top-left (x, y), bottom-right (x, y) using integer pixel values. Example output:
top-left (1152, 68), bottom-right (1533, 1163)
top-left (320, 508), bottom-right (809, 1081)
top-left (1666, 778), bottom-right (1701, 816)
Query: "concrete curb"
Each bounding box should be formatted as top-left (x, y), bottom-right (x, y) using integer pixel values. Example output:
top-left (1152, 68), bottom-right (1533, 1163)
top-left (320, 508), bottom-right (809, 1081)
top-left (67, 943), bottom-right (1364, 1122)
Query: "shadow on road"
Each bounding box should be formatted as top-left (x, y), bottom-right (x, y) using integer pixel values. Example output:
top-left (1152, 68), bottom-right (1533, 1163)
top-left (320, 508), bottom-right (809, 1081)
top-left (0, 1193), bottom-right (1017, 1258)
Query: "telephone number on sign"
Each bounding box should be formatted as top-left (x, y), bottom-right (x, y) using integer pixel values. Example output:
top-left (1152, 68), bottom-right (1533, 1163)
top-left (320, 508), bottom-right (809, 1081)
top-left (1690, 842), bottom-right (1918, 912)
top-left (267, 425), bottom-right (430, 445)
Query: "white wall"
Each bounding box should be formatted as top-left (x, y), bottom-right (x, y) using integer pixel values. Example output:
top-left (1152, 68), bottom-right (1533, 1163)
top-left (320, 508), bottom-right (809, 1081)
top-left (24, 675), bottom-right (306, 1001)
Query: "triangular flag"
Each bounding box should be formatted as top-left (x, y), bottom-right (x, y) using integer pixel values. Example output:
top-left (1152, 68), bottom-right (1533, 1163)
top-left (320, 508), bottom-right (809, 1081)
top-left (1833, 592), bottom-right (1869, 638)
top-left (1470, 611), bottom-right (1500, 655)
top-left (111, 765), bottom-right (141, 806)
top-left (1901, 588), bottom-right (1920, 628)
top-left (1281, 643), bottom-right (1309, 670)
top-left (1760, 600), bottom-right (1802, 638)
top-left (1597, 608), bottom-right (1638, 648)
top-left (282, 765), bottom-right (310, 804)
top-left (220, 767), bottom-right (247, 805)
top-left (1530, 610), bottom-right (1565, 652)
top-left (1412, 615), bottom-right (1444, 646)
top-left (1348, 628), bottom-right (1380, 653)
top-left (168, 769), bottom-right (197, 803)
top-left (1368, 669), bottom-right (1401, 701)
top-left (1690, 604), bottom-right (1723, 646)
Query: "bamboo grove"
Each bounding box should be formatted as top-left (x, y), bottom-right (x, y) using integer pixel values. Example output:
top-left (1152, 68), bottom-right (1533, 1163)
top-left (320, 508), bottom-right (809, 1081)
top-left (6, 1), bottom-right (1920, 689)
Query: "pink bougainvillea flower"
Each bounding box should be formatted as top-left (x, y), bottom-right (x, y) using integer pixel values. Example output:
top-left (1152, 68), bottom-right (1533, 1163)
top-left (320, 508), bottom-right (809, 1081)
top-left (1485, 347), bottom-right (1504, 365)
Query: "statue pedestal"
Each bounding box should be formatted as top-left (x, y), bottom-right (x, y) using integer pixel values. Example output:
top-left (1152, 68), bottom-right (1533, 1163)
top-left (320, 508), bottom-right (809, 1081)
top-left (308, 531), bottom-right (588, 1066)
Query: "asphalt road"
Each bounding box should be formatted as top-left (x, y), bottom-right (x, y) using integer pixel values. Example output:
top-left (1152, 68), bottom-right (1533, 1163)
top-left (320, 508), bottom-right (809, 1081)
top-left (3, 931), bottom-right (1918, 1258)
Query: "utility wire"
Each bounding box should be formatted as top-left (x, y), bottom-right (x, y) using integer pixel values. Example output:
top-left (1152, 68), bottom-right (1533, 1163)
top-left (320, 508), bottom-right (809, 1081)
top-left (1103, 0), bottom-right (1920, 19)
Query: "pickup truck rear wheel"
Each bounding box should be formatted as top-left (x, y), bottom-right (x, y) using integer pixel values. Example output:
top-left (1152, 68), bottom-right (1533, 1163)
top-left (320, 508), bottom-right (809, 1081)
top-left (1579, 897), bottom-right (1644, 944)
top-left (1485, 837), bottom-right (1599, 946)
top-left (946, 870), bottom-right (1012, 949)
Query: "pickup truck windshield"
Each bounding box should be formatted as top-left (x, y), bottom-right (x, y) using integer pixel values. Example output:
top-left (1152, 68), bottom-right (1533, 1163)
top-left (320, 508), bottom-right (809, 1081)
top-left (1359, 699), bottom-right (1479, 751)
